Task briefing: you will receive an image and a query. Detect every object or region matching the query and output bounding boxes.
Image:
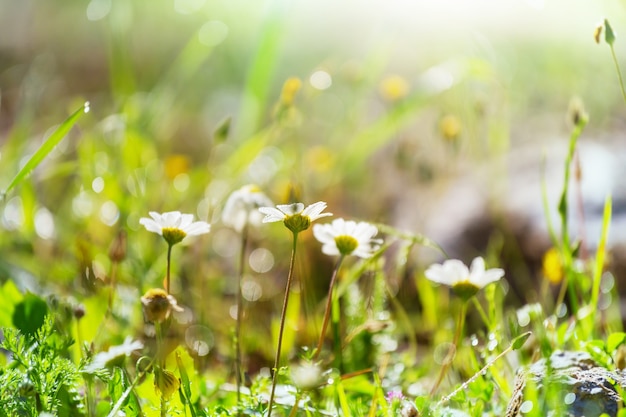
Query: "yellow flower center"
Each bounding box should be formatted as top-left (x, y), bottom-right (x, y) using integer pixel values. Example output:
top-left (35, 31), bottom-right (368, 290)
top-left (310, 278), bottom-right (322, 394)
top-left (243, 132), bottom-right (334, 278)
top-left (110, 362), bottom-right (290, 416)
top-left (162, 227), bottom-right (187, 246)
top-left (451, 281), bottom-right (479, 301)
top-left (283, 214), bottom-right (311, 234)
top-left (334, 235), bottom-right (358, 256)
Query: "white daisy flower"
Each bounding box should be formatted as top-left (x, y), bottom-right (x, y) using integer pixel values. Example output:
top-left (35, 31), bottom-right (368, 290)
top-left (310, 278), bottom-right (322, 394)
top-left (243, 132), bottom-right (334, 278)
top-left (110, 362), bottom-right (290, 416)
top-left (222, 184), bottom-right (273, 232)
top-left (83, 337), bottom-right (144, 373)
top-left (139, 211), bottom-right (211, 246)
top-left (425, 257), bottom-right (504, 301)
top-left (313, 218), bottom-right (381, 258)
top-left (258, 201), bottom-right (332, 233)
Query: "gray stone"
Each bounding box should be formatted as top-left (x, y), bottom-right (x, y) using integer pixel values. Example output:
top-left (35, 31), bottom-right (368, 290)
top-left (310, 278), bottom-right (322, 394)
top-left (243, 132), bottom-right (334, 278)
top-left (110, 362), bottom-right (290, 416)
top-left (506, 351), bottom-right (626, 417)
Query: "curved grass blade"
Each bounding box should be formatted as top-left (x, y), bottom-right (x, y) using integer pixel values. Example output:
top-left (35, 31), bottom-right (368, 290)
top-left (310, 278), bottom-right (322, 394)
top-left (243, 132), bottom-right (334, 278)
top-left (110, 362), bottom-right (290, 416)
top-left (2, 101), bottom-right (90, 198)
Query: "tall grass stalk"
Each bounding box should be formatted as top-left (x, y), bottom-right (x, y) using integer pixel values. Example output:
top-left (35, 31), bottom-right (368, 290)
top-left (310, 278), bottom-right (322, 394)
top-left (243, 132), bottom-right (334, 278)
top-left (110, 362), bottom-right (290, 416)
top-left (555, 114), bottom-right (587, 315)
top-left (602, 19), bottom-right (626, 104)
top-left (430, 301), bottom-right (467, 396)
top-left (588, 195), bottom-right (612, 337)
top-left (268, 232), bottom-right (299, 417)
top-left (314, 255), bottom-right (345, 359)
top-left (235, 225), bottom-right (250, 411)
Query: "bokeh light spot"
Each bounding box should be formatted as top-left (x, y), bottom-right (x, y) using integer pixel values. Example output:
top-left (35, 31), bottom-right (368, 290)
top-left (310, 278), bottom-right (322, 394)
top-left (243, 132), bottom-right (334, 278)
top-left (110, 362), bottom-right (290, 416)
top-left (72, 191), bottom-right (94, 218)
top-left (212, 228), bottom-right (238, 258)
top-left (174, 0), bottom-right (206, 14)
top-left (86, 0), bottom-right (111, 21)
top-left (310, 70), bottom-right (332, 90)
top-left (185, 325), bottom-right (214, 356)
top-left (520, 400), bottom-right (533, 413)
top-left (433, 342), bottom-right (455, 365)
top-left (249, 248), bottom-right (274, 273)
top-left (173, 173), bottom-right (190, 192)
top-left (100, 201), bottom-right (120, 226)
top-left (35, 207), bottom-right (55, 240)
top-left (92, 177), bottom-right (105, 193)
top-left (3, 197), bottom-right (24, 230)
top-left (199, 21), bottom-right (229, 47)
top-left (242, 279), bottom-right (263, 302)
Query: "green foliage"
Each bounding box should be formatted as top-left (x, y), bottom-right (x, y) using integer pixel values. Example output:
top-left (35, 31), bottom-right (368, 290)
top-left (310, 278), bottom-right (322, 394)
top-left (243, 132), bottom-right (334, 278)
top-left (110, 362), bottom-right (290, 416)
top-left (0, 316), bottom-right (84, 416)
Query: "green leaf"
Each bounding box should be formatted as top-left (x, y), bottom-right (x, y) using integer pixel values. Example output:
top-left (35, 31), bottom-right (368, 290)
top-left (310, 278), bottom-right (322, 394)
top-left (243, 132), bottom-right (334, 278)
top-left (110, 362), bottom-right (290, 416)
top-left (512, 332), bottom-right (532, 350)
top-left (0, 280), bottom-right (24, 327)
top-left (608, 332), bottom-right (626, 352)
top-left (605, 19), bottom-right (616, 46)
top-left (12, 292), bottom-right (48, 336)
top-left (108, 368), bottom-right (125, 405)
top-left (3, 102), bottom-right (89, 197)
top-left (176, 349), bottom-right (198, 417)
top-left (213, 116), bottom-right (231, 143)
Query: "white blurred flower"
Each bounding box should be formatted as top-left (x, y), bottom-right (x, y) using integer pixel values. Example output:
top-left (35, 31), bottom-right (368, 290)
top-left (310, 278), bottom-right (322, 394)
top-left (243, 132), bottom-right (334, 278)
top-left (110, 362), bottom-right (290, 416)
top-left (139, 211), bottom-right (210, 246)
top-left (425, 257), bottom-right (504, 301)
top-left (84, 337), bottom-right (144, 373)
top-left (258, 201), bottom-right (332, 233)
top-left (222, 184), bottom-right (273, 232)
top-left (290, 361), bottom-right (324, 391)
top-left (313, 218), bottom-right (381, 258)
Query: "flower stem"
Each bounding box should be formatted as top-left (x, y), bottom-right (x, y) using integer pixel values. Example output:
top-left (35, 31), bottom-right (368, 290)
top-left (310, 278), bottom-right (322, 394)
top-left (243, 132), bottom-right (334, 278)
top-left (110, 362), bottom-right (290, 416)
top-left (267, 232), bottom-right (299, 417)
top-left (313, 256), bottom-right (344, 359)
top-left (430, 301), bottom-right (467, 396)
top-left (610, 44), bottom-right (626, 104)
top-left (236, 226), bottom-right (249, 412)
top-left (166, 244), bottom-right (173, 294)
top-left (155, 321), bottom-right (166, 417)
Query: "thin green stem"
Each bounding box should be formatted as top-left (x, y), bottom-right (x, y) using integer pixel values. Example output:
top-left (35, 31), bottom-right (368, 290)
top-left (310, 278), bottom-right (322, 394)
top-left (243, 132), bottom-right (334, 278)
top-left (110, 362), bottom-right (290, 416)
top-left (267, 232), bottom-right (299, 417)
top-left (108, 261), bottom-right (118, 312)
top-left (610, 45), bottom-right (626, 104)
top-left (331, 288), bottom-right (343, 372)
top-left (236, 226), bottom-right (249, 412)
top-left (471, 297), bottom-right (490, 330)
top-left (430, 301), bottom-right (467, 396)
top-left (313, 255), bottom-right (344, 359)
top-left (155, 321), bottom-right (167, 417)
top-left (166, 244), bottom-right (173, 294)
top-left (288, 392), bottom-right (301, 417)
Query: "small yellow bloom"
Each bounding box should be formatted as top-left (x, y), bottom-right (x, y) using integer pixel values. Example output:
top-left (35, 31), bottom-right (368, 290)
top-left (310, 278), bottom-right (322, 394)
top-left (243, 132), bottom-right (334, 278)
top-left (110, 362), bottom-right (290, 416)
top-left (542, 248), bottom-right (563, 285)
top-left (164, 154), bottom-right (190, 180)
top-left (379, 75), bottom-right (409, 102)
top-left (439, 114), bottom-right (462, 142)
top-left (280, 77), bottom-right (302, 106)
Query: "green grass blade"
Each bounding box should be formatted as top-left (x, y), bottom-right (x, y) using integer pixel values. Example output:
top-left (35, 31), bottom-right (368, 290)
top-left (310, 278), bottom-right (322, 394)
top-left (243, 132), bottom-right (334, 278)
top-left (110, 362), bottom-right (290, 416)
top-left (540, 152), bottom-right (558, 248)
top-left (589, 194), bottom-right (612, 336)
top-left (235, 2), bottom-right (286, 141)
top-left (3, 102), bottom-right (90, 198)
